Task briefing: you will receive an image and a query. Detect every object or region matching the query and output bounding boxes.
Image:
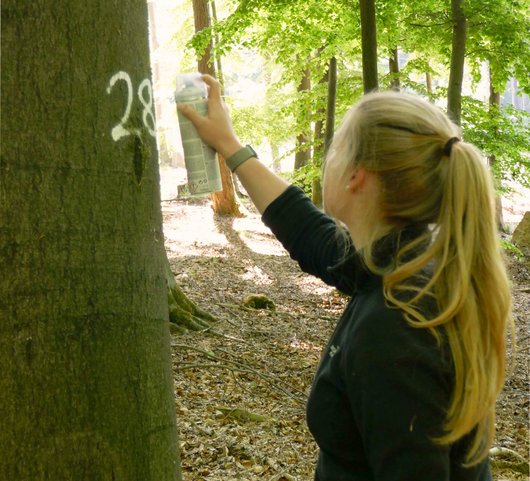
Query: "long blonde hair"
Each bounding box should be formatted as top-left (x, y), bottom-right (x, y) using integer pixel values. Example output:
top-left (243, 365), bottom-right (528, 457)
top-left (330, 91), bottom-right (512, 465)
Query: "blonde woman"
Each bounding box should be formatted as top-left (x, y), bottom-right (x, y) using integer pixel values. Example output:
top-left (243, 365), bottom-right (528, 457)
top-left (179, 75), bottom-right (512, 481)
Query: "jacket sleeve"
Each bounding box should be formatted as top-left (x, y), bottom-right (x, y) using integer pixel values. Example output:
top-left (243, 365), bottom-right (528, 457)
top-left (344, 294), bottom-right (456, 480)
top-left (261, 185), bottom-right (354, 294)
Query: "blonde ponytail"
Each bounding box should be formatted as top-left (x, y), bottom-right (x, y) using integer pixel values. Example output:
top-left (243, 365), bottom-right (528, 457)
top-left (332, 91), bottom-right (513, 465)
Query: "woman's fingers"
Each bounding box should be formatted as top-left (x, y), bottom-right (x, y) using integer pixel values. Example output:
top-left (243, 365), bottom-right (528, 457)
top-left (177, 103), bottom-right (204, 127)
top-left (201, 74), bottom-right (222, 102)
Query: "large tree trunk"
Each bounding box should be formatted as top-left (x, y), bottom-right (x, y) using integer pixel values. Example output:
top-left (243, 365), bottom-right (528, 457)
top-left (191, 0), bottom-right (243, 216)
top-left (359, 0), bottom-right (379, 93)
top-left (447, 0), bottom-right (467, 125)
top-left (0, 1), bottom-right (181, 480)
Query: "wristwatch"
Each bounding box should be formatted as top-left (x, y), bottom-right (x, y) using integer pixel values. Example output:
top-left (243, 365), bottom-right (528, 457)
top-left (225, 145), bottom-right (258, 172)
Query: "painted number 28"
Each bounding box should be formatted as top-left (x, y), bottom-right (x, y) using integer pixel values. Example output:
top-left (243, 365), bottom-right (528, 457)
top-left (107, 71), bottom-right (156, 142)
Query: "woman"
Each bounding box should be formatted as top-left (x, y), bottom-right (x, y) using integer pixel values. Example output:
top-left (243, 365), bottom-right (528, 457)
top-left (179, 75), bottom-right (512, 481)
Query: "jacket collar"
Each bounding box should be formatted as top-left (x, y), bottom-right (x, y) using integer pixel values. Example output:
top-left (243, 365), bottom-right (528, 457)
top-left (327, 225), bottom-right (430, 295)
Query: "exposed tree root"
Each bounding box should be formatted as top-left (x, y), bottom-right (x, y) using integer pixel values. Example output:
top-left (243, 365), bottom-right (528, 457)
top-left (165, 257), bottom-right (217, 333)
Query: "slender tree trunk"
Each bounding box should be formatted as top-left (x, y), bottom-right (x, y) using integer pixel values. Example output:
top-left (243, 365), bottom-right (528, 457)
top-left (487, 68), bottom-right (506, 232)
top-left (324, 57), bottom-right (338, 156)
top-left (210, 0), bottom-right (224, 87)
top-left (1, 1), bottom-right (181, 479)
top-left (294, 66), bottom-right (312, 170)
top-left (359, 0), bottom-right (379, 93)
top-left (447, 0), bottom-right (467, 125)
top-left (312, 63), bottom-right (328, 207)
top-left (389, 47), bottom-right (400, 90)
top-left (191, 0), bottom-right (242, 216)
top-left (271, 143), bottom-right (281, 173)
top-left (426, 70), bottom-right (433, 95)
top-left (312, 57), bottom-right (337, 207)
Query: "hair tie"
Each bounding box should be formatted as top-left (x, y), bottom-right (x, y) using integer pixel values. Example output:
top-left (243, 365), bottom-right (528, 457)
top-left (443, 137), bottom-right (460, 156)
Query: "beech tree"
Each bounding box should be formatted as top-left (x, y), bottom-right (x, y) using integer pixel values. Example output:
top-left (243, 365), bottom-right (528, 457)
top-left (359, 0), bottom-right (379, 93)
top-left (1, 2), bottom-right (181, 479)
top-left (191, 0), bottom-right (244, 217)
top-left (447, 0), bottom-right (467, 124)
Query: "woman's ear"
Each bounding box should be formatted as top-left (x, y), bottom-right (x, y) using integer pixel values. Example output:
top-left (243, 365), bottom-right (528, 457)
top-left (347, 167), bottom-right (367, 193)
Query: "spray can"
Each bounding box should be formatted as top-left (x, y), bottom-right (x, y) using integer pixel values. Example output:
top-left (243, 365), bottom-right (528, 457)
top-left (175, 73), bottom-right (222, 195)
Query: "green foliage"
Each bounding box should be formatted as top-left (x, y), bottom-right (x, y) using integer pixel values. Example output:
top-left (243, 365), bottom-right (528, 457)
top-left (465, 0), bottom-right (530, 94)
top-left (290, 162), bottom-right (322, 195)
top-left (460, 96), bottom-right (530, 188)
top-left (500, 239), bottom-right (524, 259)
top-left (180, 0), bottom-right (530, 193)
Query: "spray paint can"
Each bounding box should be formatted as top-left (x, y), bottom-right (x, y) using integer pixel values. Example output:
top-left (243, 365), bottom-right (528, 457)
top-left (175, 73), bottom-right (222, 195)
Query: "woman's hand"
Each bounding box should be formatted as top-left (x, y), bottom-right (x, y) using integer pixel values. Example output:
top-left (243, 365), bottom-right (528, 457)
top-left (177, 74), bottom-right (243, 159)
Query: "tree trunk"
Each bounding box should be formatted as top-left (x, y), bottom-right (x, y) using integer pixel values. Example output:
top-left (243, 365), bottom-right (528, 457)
top-left (191, 0), bottom-right (243, 216)
top-left (447, 0), bottom-right (467, 125)
top-left (426, 70), bottom-right (433, 95)
top-left (192, 0), bottom-right (215, 76)
top-left (389, 47), bottom-right (400, 90)
top-left (210, 0), bottom-right (225, 87)
top-left (0, 1), bottom-right (181, 480)
top-left (487, 68), bottom-right (506, 232)
top-left (324, 57), bottom-right (338, 157)
top-left (312, 57), bottom-right (338, 207)
top-left (271, 143), bottom-right (281, 173)
top-left (294, 67), bottom-right (312, 171)
top-left (359, 0), bottom-right (379, 93)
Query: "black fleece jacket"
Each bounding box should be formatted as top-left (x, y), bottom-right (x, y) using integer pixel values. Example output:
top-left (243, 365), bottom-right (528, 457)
top-left (261, 186), bottom-right (491, 481)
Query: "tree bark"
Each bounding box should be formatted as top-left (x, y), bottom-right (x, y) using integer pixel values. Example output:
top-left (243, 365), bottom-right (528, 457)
top-left (191, 0), bottom-right (243, 216)
top-left (389, 47), bottom-right (400, 90)
top-left (192, 0), bottom-right (215, 76)
top-left (359, 0), bottom-right (379, 93)
top-left (294, 67), bottom-right (312, 171)
top-left (447, 0), bottom-right (467, 125)
top-left (0, 1), bottom-right (181, 480)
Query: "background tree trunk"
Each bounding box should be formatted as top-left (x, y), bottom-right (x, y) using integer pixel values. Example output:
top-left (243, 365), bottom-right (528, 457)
top-left (210, 0), bottom-right (224, 87)
top-left (488, 68), bottom-right (506, 232)
top-left (324, 57), bottom-right (338, 157)
top-left (311, 57), bottom-right (337, 207)
top-left (0, 1), bottom-right (181, 480)
top-left (359, 0), bottom-right (379, 93)
top-left (447, 0), bottom-right (467, 125)
top-left (191, 0), bottom-right (242, 216)
top-left (294, 67), bottom-right (312, 171)
top-left (426, 70), bottom-right (433, 95)
top-left (389, 47), bottom-right (400, 90)
top-left (192, 0), bottom-right (215, 76)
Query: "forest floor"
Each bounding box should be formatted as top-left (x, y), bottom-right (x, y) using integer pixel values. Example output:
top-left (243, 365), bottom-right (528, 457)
top-left (163, 178), bottom-right (529, 481)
